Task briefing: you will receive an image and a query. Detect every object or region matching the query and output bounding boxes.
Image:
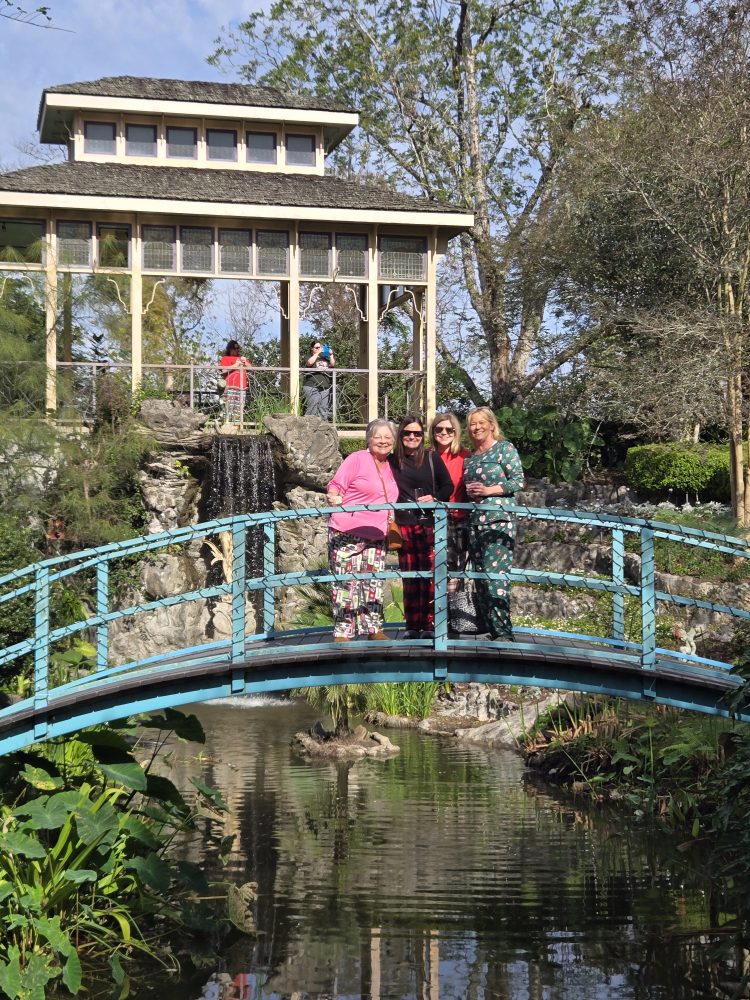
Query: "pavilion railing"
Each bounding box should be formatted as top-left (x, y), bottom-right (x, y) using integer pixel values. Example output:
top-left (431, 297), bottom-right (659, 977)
top-left (0, 362), bottom-right (426, 429)
top-left (0, 502), bottom-right (748, 724)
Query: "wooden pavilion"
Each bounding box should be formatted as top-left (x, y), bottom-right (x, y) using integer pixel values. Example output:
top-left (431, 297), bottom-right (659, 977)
top-left (0, 76), bottom-right (473, 425)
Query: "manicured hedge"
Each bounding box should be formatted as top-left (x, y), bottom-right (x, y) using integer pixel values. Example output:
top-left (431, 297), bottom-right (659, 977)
top-left (625, 442), bottom-right (731, 501)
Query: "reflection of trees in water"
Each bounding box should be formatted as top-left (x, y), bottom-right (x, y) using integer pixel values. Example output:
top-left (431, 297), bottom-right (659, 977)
top-left (163, 704), bottom-right (724, 999)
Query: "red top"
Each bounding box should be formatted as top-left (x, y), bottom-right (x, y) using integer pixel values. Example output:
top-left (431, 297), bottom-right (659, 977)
top-left (221, 354), bottom-right (249, 390)
top-left (433, 447), bottom-right (470, 518)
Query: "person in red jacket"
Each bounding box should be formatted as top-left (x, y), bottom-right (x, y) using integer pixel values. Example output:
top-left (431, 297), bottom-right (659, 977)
top-left (429, 411), bottom-right (470, 594)
top-left (220, 340), bottom-right (251, 425)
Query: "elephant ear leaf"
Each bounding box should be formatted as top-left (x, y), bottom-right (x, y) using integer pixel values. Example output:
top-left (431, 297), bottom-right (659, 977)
top-left (99, 761), bottom-right (147, 791)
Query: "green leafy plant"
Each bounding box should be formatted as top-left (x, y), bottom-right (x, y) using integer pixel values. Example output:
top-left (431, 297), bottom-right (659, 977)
top-left (496, 405), bottom-right (603, 483)
top-left (0, 710), bottom-right (230, 997)
top-left (626, 442), bottom-right (731, 501)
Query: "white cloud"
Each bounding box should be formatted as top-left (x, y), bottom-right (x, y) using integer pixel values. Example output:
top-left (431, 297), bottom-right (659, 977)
top-left (0, 0), bottom-right (266, 167)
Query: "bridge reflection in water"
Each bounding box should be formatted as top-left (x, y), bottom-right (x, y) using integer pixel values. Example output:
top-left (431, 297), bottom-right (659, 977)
top-left (0, 502), bottom-right (748, 755)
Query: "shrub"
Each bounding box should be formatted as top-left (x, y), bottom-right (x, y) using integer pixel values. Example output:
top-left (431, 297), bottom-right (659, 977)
top-left (625, 443), bottom-right (731, 501)
top-left (495, 405), bottom-right (603, 483)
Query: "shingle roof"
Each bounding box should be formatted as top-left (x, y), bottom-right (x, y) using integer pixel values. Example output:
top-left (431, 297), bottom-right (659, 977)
top-left (42, 77), bottom-right (357, 115)
top-left (0, 161), bottom-right (471, 217)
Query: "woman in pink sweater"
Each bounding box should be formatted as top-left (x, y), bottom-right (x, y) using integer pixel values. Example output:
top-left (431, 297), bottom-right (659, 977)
top-left (326, 419), bottom-right (398, 641)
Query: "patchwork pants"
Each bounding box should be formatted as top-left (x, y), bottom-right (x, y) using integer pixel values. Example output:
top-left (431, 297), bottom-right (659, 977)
top-left (329, 530), bottom-right (387, 638)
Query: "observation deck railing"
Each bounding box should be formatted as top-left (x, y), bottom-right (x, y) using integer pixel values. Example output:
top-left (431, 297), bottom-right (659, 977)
top-left (0, 361), bottom-right (425, 430)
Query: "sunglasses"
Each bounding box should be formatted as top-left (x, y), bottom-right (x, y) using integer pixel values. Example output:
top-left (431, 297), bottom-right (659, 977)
top-left (401, 430), bottom-right (424, 438)
top-left (434, 426), bottom-right (455, 435)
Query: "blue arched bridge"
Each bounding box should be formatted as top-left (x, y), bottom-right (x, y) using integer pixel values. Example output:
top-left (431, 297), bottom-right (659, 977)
top-left (0, 503), bottom-right (748, 755)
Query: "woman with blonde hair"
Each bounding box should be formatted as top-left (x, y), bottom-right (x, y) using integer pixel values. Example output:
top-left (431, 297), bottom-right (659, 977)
top-left (463, 406), bottom-right (524, 639)
top-left (429, 411), bottom-right (470, 595)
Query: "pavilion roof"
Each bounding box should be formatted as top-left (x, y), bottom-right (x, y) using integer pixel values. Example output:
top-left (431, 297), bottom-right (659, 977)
top-left (0, 161), bottom-right (471, 219)
top-left (39, 76), bottom-right (357, 122)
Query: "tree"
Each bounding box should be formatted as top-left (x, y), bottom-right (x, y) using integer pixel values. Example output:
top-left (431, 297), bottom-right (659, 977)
top-left (210, 0), bottom-right (622, 406)
top-left (567, 0), bottom-right (750, 525)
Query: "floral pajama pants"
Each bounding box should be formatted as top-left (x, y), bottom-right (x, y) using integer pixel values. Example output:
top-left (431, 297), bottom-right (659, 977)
top-left (468, 517), bottom-right (516, 637)
top-left (329, 530), bottom-right (387, 638)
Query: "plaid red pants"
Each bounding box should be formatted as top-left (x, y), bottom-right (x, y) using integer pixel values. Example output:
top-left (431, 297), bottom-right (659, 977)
top-left (398, 522), bottom-right (436, 631)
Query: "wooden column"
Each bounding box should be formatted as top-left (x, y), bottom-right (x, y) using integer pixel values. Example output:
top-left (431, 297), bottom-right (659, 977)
top-left (280, 226), bottom-right (301, 414)
top-left (425, 228), bottom-right (438, 421)
top-left (359, 225), bottom-right (379, 424)
top-left (411, 287), bottom-right (425, 417)
top-left (44, 222), bottom-right (57, 413)
top-left (130, 225), bottom-right (142, 394)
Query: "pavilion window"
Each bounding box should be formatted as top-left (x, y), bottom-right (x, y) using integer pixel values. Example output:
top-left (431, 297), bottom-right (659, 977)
top-left (246, 131), bottom-right (276, 164)
top-left (285, 134), bottom-right (316, 167)
top-left (97, 224), bottom-right (130, 268)
top-left (379, 235), bottom-right (427, 281)
top-left (336, 234), bottom-right (367, 278)
top-left (142, 225), bottom-right (175, 270)
top-left (166, 126), bottom-right (197, 159)
top-left (219, 229), bottom-right (252, 274)
top-left (257, 230), bottom-right (289, 276)
top-left (57, 222), bottom-right (91, 266)
top-left (181, 227), bottom-right (214, 272)
top-left (0, 220), bottom-right (44, 264)
top-left (299, 232), bottom-right (331, 278)
top-left (84, 122), bottom-right (116, 155)
top-left (126, 124), bottom-right (157, 157)
top-left (207, 129), bottom-right (237, 162)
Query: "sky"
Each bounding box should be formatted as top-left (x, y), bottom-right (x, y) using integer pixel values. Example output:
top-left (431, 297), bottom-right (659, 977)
top-left (1, 0), bottom-right (264, 168)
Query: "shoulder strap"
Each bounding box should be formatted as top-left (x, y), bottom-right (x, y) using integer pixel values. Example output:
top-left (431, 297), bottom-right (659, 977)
top-left (371, 454), bottom-right (390, 503)
top-left (428, 451), bottom-right (436, 495)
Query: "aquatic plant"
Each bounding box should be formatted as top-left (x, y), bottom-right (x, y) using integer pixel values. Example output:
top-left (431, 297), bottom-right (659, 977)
top-left (0, 710), bottom-right (228, 998)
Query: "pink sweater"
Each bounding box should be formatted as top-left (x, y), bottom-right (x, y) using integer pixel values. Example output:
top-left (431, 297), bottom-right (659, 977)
top-left (328, 450), bottom-right (398, 540)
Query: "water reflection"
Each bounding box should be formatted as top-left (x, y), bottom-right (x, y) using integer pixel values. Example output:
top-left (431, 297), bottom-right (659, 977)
top-left (137, 699), bottom-right (736, 1000)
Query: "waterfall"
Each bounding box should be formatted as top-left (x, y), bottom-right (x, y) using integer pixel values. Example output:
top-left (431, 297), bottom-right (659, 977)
top-left (206, 434), bottom-right (276, 520)
top-left (205, 435), bottom-right (277, 616)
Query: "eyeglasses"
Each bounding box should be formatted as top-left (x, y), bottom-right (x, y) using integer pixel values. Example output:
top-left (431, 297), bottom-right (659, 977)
top-left (401, 430), bottom-right (424, 438)
top-left (434, 426), bottom-right (455, 435)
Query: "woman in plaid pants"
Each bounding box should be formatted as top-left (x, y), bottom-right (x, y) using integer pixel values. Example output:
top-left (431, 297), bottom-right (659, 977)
top-left (389, 415), bottom-right (453, 639)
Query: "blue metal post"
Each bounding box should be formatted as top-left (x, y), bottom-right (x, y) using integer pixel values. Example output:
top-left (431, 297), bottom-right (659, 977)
top-left (263, 522), bottom-right (276, 636)
top-left (34, 566), bottom-right (50, 739)
top-left (96, 560), bottom-right (109, 672)
top-left (434, 506), bottom-right (448, 662)
top-left (231, 522), bottom-right (246, 666)
top-left (640, 527), bottom-right (656, 692)
top-left (612, 528), bottom-right (625, 642)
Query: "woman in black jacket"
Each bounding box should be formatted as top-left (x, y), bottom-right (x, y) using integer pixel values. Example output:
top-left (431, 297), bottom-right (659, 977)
top-left (390, 414), bottom-right (453, 639)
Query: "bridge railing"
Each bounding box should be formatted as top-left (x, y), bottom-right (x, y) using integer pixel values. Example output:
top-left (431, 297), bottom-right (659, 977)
top-left (0, 503), bottom-right (748, 720)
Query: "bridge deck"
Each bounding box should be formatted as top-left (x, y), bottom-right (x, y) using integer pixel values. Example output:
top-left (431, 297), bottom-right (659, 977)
top-left (0, 628), bottom-right (743, 756)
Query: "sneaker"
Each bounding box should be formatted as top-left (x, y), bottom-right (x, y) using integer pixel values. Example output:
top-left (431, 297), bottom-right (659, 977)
top-left (491, 632), bottom-right (514, 642)
top-left (334, 635), bottom-right (351, 643)
top-left (403, 629), bottom-right (421, 639)
top-left (368, 631), bottom-right (390, 641)
top-left (419, 629), bottom-right (435, 639)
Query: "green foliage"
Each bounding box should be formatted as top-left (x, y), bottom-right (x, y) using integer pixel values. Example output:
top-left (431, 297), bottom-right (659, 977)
top-left (366, 682), bottom-right (442, 720)
top-left (338, 437), bottom-right (366, 459)
top-left (626, 443), bottom-right (731, 501)
top-left (0, 711), bottom-right (234, 997)
top-left (496, 405), bottom-right (603, 483)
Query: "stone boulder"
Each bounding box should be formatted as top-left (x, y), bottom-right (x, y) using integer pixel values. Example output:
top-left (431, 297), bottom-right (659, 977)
top-left (263, 414), bottom-right (341, 490)
top-left (137, 454), bottom-right (203, 534)
top-left (138, 399), bottom-right (209, 449)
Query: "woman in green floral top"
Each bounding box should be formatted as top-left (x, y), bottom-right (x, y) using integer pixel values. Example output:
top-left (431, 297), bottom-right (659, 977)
top-left (463, 407), bottom-right (525, 639)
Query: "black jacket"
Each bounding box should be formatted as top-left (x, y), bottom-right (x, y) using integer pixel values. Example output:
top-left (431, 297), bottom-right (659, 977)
top-left (389, 452), bottom-right (453, 525)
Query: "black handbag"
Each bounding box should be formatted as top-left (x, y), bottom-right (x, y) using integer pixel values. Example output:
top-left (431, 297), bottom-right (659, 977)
top-left (448, 583), bottom-right (482, 634)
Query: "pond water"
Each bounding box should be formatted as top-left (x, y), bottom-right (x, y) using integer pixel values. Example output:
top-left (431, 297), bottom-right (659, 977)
top-left (131, 698), bottom-right (737, 1000)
